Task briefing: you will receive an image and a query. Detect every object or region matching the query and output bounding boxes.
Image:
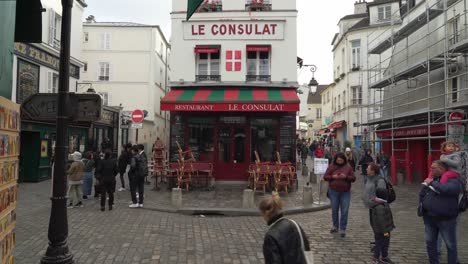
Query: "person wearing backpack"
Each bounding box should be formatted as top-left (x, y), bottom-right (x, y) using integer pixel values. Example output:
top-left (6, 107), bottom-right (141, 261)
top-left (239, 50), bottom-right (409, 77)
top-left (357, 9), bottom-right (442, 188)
top-left (129, 146), bottom-right (145, 208)
top-left (419, 160), bottom-right (462, 264)
top-left (362, 163), bottom-right (387, 209)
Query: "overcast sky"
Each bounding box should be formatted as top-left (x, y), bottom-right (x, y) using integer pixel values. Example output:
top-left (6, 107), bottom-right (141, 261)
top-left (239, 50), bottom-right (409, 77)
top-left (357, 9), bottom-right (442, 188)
top-left (84, 0), bottom-right (355, 85)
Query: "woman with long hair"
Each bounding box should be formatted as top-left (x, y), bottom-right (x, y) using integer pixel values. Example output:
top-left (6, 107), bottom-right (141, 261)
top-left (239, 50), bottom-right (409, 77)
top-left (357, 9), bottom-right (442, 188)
top-left (323, 152), bottom-right (356, 237)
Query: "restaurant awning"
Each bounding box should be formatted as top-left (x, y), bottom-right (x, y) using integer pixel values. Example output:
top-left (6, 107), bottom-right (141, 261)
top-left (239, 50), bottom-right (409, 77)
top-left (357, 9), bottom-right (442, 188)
top-left (328, 120), bottom-right (346, 129)
top-left (161, 88), bottom-right (299, 112)
top-left (194, 45), bottom-right (220, 53)
top-left (246, 45), bottom-right (271, 52)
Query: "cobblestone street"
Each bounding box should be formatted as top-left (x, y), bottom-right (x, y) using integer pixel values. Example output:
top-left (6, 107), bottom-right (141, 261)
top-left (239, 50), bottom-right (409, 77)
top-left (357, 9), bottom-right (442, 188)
top-left (13, 159), bottom-right (468, 263)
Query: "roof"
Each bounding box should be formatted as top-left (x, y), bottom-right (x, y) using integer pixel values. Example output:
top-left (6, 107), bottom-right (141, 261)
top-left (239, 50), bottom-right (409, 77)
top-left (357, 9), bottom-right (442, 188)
top-left (367, 0), bottom-right (399, 7)
top-left (348, 18), bottom-right (370, 31)
top-left (339, 13), bottom-right (368, 22)
top-left (307, 85), bottom-right (328, 104)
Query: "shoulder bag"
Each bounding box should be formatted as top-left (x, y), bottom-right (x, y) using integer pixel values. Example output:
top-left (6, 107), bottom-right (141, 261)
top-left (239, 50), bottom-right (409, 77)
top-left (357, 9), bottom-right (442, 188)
top-left (290, 219), bottom-right (314, 264)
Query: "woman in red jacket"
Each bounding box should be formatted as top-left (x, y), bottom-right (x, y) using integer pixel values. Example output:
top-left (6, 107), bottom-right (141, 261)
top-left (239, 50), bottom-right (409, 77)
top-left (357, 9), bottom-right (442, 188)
top-left (315, 146), bottom-right (324, 158)
top-left (323, 152), bottom-right (356, 238)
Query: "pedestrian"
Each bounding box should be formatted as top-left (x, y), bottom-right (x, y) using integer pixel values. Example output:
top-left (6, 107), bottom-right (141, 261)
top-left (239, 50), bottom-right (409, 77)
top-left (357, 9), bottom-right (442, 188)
top-left (315, 145), bottom-right (324, 158)
top-left (345, 147), bottom-right (356, 171)
top-left (440, 141), bottom-right (462, 175)
top-left (359, 150), bottom-right (374, 183)
top-left (129, 146), bottom-right (145, 208)
top-left (419, 160), bottom-right (462, 264)
top-left (67, 151), bottom-right (85, 208)
top-left (118, 144), bottom-right (130, 191)
top-left (259, 192), bottom-right (311, 264)
top-left (96, 151), bottom-right (118, 211)
top-left (299, 142), bottom-right (308, 166)
top-left (323, 152), bottom-right (356, 237)
top-left (309, 140), bottom-right (317, 158)
top-left (369, 187), bottom-right (395, 264)
top-left (362, 162), bottom-right (387, 209)
top-left (82, 151), bottom-right (95, 199)
top-left (93, 151), bottom-right (104, 198)
top-left (376, 150), bottom-right (390, 181)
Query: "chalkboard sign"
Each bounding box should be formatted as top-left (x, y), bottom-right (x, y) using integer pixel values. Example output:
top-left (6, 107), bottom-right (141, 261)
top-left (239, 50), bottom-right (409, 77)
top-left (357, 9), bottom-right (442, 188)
top-left (279, 116), bottom-right (296, 162)
top-left (170, 115), bottom-right (185, 161)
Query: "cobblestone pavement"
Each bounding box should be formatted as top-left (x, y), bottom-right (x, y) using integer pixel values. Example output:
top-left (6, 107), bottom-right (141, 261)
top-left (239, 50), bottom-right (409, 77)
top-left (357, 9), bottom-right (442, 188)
top-left (13, 157), bottom-right (468, 264)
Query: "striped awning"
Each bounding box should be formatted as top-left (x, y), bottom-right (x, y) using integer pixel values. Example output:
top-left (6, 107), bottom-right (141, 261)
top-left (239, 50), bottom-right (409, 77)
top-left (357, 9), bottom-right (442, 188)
top-left (161, 88), bottom-right (299, 112)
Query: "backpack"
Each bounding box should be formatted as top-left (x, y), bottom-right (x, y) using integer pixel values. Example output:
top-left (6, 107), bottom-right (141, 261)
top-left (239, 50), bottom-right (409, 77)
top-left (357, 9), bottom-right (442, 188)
top-left (459, 175), bottom-right (468, 212)
top-left (375, 177), bottom-right (396, 204)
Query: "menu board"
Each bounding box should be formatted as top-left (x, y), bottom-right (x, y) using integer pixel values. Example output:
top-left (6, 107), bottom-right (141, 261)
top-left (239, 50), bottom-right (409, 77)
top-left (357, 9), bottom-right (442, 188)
top-left (0, 97), bottom-right (19, 264)
top-left (279, 116), bottom-right (296, 162)
top-left (170, 115), bottom-right (185, 161)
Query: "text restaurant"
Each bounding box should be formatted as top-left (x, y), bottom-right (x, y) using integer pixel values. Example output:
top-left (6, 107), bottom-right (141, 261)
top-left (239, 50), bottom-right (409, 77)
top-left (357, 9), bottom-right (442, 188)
top-left (163, 17), bottom-right (299, 182)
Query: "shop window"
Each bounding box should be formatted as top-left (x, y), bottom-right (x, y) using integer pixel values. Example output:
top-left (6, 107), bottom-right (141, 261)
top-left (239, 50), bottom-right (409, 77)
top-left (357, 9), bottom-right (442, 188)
top-left (196, 52), bottom-right (220, 81)
top-left (188, 118), bottom-right (215, 162)
top-left (251, 118), bottom-right (278, 162)
top-left (245, 0), bottom-right (271, 11)
top-left (246, 51), bottom-right (270, 81)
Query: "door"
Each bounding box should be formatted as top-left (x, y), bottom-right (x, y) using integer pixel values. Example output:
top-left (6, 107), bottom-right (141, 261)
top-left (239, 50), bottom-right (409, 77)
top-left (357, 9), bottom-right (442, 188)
top-left (19, 131), bottom-right (41, 182)
top-left (215, 125), bottom-right (250, 181)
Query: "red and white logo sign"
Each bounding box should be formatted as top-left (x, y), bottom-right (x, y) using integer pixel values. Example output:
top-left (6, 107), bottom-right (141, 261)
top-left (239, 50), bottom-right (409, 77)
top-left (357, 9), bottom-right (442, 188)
top-left (226, 50), bottom-right (241, 71)
top-left (131, 109), bottom-right (144, 123)
top-left (449, 111), bottom-right (464, 122)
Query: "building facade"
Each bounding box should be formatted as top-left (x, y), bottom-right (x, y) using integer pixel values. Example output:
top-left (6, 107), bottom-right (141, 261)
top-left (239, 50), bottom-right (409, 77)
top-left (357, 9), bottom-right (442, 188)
top-left (328, 0), bottom-right (400, 151)
top-left (81, 18), bottom-right (171, 155)
top-left (162, 0), bottom-right (299, 181)
top-left (367, 0), bottom-right (468, 183)
top-left (305, 85), bottom-right (327, 140)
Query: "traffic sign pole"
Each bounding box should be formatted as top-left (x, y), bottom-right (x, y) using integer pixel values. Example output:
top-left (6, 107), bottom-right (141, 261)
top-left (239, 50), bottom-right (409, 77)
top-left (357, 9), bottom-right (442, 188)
top-left (41, 0), bottom-right (74, 263)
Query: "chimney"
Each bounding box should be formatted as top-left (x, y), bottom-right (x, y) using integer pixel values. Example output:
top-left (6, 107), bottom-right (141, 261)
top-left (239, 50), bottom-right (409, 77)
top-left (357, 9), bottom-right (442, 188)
top-left (85, 15), bottom-right (96, 23)
top-left (354, 0), bottom-right (367, 14)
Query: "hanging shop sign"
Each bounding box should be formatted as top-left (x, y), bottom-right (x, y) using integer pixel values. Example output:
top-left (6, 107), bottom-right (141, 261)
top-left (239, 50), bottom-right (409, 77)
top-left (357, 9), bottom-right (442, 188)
top-left (164, 103), bottom-right (298, 112)
top-left (183, 20), bottom-right (285, 40)
top-left (14, 43), bottom-right (80, 79)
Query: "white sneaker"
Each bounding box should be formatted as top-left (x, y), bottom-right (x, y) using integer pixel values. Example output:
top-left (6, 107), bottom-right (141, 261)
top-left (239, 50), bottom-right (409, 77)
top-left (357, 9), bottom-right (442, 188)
top-left (138, 204), bottom-right (143, 208)
top-left (129, 204), bottom-right (139, 208)
top-left (118, 187), bottom-right (125, 191)
top-left (136, 193), bottom-right (139, 199)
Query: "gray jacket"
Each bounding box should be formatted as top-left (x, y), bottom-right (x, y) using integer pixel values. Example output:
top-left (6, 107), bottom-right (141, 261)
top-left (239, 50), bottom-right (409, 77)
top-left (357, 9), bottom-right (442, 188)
top-left (362, 175), bottom-right (387, 208)
top-left (440, 152), bottom-right (462, 175)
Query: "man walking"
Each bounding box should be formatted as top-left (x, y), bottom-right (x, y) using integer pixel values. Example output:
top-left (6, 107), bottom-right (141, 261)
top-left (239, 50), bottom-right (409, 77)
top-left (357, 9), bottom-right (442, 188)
top-left (419, 160), bottom-right (462, 264)
top-left (129, 146), bottom-right (145, 208)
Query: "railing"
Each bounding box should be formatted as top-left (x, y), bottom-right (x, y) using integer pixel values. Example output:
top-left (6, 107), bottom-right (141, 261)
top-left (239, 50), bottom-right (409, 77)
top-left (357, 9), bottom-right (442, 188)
top-left (198, 0), bottom-right (222, 12)
top-left (196, 75), bottom-right (221, 82)
top-left (246, 75), bottom-right (271, 82)
top-left (245, 0), bottom-right (271, 11)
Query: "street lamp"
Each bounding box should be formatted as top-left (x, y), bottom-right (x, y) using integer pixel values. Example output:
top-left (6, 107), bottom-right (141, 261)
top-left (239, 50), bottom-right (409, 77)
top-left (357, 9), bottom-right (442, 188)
top-left (306, 65), bottom-right (318, 93)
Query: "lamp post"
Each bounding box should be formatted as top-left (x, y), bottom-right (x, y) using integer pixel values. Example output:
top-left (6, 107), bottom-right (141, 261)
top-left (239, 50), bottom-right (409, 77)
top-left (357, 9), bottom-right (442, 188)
top-left (305, 65), bottom-right (318, 93)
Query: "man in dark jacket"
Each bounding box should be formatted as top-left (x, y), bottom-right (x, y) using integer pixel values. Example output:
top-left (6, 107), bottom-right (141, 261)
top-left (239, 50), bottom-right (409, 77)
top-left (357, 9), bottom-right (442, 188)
top-left (129, 146), bottom-right (145, 208)
top-left (118, 145), bottom-right (130, 191)
top-left (420, 160), bottom-right (462, 264)
top-left (137, 144), bottom-right (149, 184)
top-left (96, 151), bottom-right (118, 211)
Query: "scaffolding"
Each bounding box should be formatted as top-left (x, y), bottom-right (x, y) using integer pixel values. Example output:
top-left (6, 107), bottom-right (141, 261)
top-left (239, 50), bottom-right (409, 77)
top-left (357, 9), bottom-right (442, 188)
top-left (366, 0), bottom-right (468, 183)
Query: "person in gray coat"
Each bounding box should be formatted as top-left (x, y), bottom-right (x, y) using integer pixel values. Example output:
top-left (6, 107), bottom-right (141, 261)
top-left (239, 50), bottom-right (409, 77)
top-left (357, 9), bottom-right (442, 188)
top-left (362, 162), bottom-right (387, 209)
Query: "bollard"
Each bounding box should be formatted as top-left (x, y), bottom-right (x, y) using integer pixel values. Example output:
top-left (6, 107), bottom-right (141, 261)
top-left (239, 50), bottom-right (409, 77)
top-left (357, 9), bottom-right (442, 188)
top-left (242, 189), bottom-right (255, 208)
top-left (302, 165), bottom-right (308, 177)
top-left (309, 170), bottom-right (317, 183)
top-left (171, 187), bottom-right (182, 208)
top-left (303, 183), bottom-right (314, 205)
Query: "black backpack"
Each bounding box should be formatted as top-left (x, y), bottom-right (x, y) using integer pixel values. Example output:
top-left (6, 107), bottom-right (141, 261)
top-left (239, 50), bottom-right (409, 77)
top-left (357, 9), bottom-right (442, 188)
top-left (375, 177), bottom-right (396, 204)
top-left (459, 177), bottom-right (467, 212)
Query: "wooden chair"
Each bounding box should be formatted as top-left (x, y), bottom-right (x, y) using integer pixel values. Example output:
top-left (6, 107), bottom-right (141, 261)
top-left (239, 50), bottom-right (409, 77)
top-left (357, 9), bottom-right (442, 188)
top-left (273, 164), bottom-right (291, 193)
top-left (253, 163), bottom-right (269, 193)
top-left (247, 163), bottom-right (256, 189)
top-left (177, 160), bottom-right (193, 191)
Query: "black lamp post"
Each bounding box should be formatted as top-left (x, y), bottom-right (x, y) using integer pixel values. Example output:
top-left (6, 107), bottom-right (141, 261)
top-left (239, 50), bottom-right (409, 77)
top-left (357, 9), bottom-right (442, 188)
top-left (306, 65), bottom-right (318, 93)
top-left (40, 0), bottom-right (74, 263)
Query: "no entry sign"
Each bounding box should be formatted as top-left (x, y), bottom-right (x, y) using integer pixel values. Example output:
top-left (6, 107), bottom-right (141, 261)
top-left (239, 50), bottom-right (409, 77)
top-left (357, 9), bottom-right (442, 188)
top-left (131, 109), bottom-right (144, 123)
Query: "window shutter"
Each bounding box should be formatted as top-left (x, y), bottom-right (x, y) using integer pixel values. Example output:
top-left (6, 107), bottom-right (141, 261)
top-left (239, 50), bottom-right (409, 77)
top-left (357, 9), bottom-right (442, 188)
top-left (107, 92), bottom-right (112, 106)
top-left (109, 63), bottom-right (113, 81)
top-left (100, 33), bottom-right (105, 49)
top-left (49, 10), bottom-right (55, 45)
top-left (105, 32), bottom-right (111, 50)
top-left (96, 63), bottom-right (100, 81)
top-left (47, 72), bottom-right (53, 93)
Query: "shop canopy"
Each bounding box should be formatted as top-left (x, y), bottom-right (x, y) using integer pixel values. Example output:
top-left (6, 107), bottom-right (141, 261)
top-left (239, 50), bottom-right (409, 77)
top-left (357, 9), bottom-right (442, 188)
top-left (328, 120), bottom-right (346, 129)
top-left (161, 88), bottom-right (299, 112)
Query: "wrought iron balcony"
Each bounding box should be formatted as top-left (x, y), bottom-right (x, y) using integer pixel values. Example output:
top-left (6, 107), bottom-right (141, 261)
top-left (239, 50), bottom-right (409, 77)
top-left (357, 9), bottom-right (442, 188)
top-left (245, 0), bottom-right (271, 11)
top-left (196, 75), bottom-right (221, 82)
top-left (246, 75), bottom-right (271, 82)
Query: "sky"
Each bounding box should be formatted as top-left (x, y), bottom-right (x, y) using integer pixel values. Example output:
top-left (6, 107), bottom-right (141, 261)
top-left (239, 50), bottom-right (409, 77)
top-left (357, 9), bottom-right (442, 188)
top-left (84, 0), bottom-right (355, 85)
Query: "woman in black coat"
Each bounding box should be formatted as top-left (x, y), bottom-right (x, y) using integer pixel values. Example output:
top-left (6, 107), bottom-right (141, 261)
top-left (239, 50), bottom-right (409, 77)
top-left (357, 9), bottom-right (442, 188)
top-left (259, 192), bottom-right (311, 264)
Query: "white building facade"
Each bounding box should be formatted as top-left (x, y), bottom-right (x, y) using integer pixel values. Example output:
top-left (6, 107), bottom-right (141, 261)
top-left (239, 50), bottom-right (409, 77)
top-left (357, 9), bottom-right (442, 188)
top-left (162, 0), bottom-right (299, 181)
top-left (81, 18), bottom-right (171, 152)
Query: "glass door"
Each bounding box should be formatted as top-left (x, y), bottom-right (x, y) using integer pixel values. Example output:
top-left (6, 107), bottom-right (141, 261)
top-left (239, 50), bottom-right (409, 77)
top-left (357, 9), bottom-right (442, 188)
top-left (215, 125), bottom-right (250, 181)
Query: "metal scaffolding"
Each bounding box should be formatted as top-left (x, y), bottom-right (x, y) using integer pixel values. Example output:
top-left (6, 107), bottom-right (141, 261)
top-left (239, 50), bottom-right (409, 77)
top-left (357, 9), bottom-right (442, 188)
top-left (366, 0), bottom-right (468, 183)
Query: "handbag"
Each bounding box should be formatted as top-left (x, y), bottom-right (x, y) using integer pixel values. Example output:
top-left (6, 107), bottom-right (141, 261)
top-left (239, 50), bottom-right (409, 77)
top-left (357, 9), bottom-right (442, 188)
top-left (290, 219), bottom-right (314, 264)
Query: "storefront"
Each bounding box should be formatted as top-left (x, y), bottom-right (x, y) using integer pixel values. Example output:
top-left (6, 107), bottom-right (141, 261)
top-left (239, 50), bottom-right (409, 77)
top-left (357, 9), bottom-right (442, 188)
top-left (90, 106), bottom-right (120, 154)
top-left (161, 87), bottom-right (299, 181)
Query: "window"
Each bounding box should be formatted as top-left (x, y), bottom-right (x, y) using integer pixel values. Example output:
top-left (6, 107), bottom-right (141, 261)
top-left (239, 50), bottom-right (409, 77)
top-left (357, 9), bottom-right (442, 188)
top-left (245, 0), bottom-right (272, 11)
top-left (98, 92), bottom-right (109, 106)
top-left (98, 62), bottom-right (110, 81)
top-left (49, 11), bottom-right (61, 48)
top-left (47, 72), bottom-right (59, 93)
top-left (343, 91), bottom-right (346, 108)
top-left (159, 68), bottom-right (163, 86)
top-left (338, 94), bottom-right (341, 110)
top-left (316, 108), bottom-right (322, 119)
top-left (351, 40), bottom-right (361, 69)
top-left (100, 32), bottom-right (111, 50)
top-left (196, 51), bottom-right (220, 81)
top-left (187, 118), bottom-right (215, 162)
top-left (352, 86), bottom-right (362, 105)
top-left (333, 97), bottom-right (336, 111)
top-left (83, 32), bottom-right (89, 42)
top-left (448, 16), bottom-right (460, 45)
top-left (247, 51), bottom-right (270, 81)
top-left (251, 118), bottom-right (278, 162)
top-left (83, 63), bottom-right (88, 72)
top-left (378, 5), bottom-right (392, 21)
top-left (449, 77), bottom-right (459, 103)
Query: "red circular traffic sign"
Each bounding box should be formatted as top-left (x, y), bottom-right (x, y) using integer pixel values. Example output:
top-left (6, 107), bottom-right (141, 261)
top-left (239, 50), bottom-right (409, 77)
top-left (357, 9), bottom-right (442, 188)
top-left (449, 111), bottom-right (464, 122)
top-left (131, 109), bottom-right (144, 123)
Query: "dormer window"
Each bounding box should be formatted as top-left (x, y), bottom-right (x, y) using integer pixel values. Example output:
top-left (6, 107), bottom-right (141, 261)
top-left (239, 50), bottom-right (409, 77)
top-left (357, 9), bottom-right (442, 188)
top-left (378, 5), bottom-right (391, 21)
top-left (245, 0), bottom-right (271, 11)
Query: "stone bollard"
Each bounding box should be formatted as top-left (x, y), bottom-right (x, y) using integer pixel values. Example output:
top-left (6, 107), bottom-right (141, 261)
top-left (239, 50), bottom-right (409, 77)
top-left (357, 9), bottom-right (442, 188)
top-left (303, 183), bottom-right (314, 205)
top-left (171, 188), bottom-right (182, 208)
top-left (242, 189), bottom-right (255, 208)
top-left (302, 165), bottom-right (308, 177)
top-left (309, 170), bottom-right (317, 183)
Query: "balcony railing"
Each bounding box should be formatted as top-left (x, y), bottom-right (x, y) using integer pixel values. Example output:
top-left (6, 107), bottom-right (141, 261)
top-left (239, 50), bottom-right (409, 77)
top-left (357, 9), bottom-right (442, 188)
top-left (245, 0), bottom-right (271, 11)
top-left (246, 75), bottom-right (271, 82)
top-left (198, 0), bottom-right (222, 12)
top-left (196, 75), bottom-right (221, 82)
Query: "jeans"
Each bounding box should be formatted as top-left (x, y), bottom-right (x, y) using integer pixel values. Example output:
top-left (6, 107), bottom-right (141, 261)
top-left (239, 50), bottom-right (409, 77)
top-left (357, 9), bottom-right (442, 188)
top-left (130, 176), bottom-right (145, 204)
top-left (83, 172), bottom-right (93, 196)
top-left (119, 170), bottom-right (126, 189)
top-left (328, 189), bottom-right (351, 231)
top-left (380, 168), bottom-right (389, 181)
top-left (68, 184), bottom-right (83, 205)
top-left (374, 232), bottom-right (390, 259)
top-left (437, 216), bottom-right (460, 261)
top-left (423, 216), bottom-right (458, 264)
top-left (100, 181), bottom-right (115, 208)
